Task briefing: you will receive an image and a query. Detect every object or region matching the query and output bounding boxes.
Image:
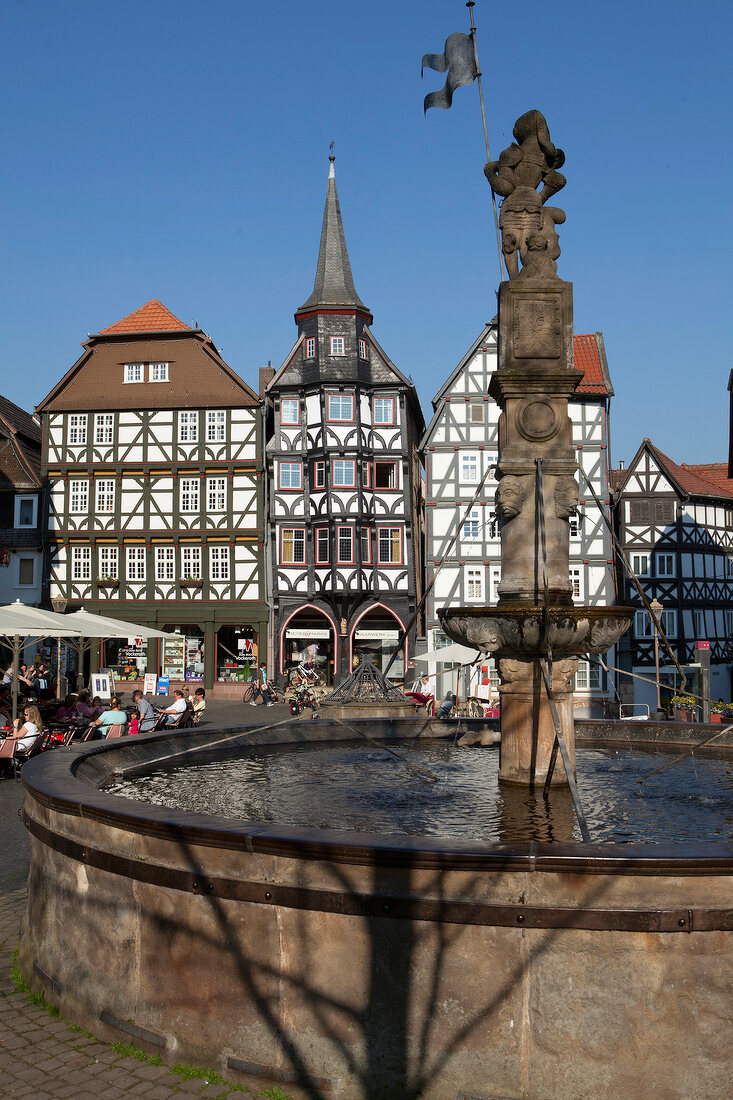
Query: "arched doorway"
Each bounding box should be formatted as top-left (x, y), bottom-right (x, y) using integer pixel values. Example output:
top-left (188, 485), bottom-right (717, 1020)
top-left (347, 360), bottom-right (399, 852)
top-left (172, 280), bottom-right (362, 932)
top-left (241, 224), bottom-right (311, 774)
top-left (349, 603), bottom-right (407, 684)
top-left (279, 604), bottom-right (337, 685)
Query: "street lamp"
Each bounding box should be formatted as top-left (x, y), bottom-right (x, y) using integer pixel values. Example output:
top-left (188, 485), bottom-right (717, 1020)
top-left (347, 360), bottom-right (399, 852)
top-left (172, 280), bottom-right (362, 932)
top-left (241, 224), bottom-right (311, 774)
top-left (650, 598), bottom-right (663, 715)
top-left (51, 596), bottom-right (68, 700)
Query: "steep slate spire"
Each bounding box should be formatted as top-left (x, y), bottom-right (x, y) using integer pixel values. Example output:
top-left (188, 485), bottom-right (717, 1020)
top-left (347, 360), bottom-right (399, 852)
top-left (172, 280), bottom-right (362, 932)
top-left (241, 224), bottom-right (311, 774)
top-left (297, 155), bottom-right (369, 317)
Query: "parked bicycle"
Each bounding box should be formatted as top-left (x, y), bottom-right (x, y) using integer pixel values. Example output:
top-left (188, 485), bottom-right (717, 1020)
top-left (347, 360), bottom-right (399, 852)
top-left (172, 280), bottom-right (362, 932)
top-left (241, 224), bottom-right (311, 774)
top-left (241, 681), bottom-right (285, 705)
top-left (289, 686), bottom-right (320, 716)
top-left (288, 662), bottom-right (322, 690)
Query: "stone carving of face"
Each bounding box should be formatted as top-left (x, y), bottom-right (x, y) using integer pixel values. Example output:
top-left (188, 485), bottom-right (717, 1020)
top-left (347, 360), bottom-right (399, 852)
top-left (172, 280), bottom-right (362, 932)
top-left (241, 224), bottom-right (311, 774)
top-left (496, 476), bottom-right (526, 520)
top-left (554, 476), bottom-right (579, 519)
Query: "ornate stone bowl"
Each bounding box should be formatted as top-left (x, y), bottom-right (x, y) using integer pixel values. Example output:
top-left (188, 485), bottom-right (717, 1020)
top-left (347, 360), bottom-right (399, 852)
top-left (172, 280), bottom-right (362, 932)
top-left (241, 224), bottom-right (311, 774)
top-left (438, 604), bottom-right (633, 659)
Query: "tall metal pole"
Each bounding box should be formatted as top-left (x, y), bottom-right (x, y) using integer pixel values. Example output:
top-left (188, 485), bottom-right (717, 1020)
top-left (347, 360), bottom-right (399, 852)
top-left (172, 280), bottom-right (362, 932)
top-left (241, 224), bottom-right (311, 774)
top-left (650, 598), bottom-right (663, 713)
top-left (466, 1), bottom-right (506, 283)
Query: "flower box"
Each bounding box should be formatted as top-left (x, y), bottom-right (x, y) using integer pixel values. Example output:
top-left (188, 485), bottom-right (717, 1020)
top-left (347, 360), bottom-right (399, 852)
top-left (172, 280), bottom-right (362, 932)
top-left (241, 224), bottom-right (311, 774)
top-left (180, 579), bottom-right (203, 588)
top-left (96, 578), bottom-right (119, 589)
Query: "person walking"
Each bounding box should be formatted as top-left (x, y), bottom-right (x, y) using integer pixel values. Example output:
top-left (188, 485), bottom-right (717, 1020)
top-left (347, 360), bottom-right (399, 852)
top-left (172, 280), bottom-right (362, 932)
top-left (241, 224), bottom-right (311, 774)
top-left (250, 664), bottom-right (274, 707)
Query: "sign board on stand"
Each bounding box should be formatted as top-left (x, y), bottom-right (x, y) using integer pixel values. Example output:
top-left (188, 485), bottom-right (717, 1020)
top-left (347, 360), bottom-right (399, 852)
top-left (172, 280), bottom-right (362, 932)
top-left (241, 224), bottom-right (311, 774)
top-left (157, 676), bottom-right (170, 696)
top-left (143, 673), bottom-right (158, 696)
top-left (91, 673), bottom-right (112, 701)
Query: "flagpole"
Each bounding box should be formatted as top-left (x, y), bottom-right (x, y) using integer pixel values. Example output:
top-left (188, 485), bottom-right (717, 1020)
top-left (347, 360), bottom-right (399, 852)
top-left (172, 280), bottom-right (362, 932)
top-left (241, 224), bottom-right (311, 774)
top-left (466, 1), bottom-right (506, 283)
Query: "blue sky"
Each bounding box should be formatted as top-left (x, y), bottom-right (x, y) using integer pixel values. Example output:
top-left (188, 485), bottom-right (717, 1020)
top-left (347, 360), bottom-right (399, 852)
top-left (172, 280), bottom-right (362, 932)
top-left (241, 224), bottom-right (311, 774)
top-left (2, 0), bottom-right (732, 467)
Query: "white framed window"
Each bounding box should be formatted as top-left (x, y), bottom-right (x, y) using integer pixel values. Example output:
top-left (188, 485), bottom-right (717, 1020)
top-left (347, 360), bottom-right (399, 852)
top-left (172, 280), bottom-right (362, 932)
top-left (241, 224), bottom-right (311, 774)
top-left (126, 545), bottom-right (146, 581)
top-left (124, 363), bottom-right (143, 384)
top-left (489, 566), bottom-right (501, 603)
top-left (656, 552), bottom-right (676, 578)
top-left (305, 337), bottom-right (316, 359)
top-left (461, 453), bottom-right (479, 483)
top-left (181, 545), bottom-right (202, 579)
top-left (332, 459), bottom-right (356, 488)
top-left (67, 414), bottom-right (87, 445)
top-left (149, 361), bottom-right (169, 382)
top-left (98, 546), bottom-right (118, 580)
top-left (281, 398), bottom-right (300, 425)
top-left (635, 609), bottom-right (677, 638)
top-left (362, 460), bottom-right (370, 488)
top-left (570, 566), bottom-right (583, 600)
top-left (374, 461), bottom-right (397, 490)
top-left (71, 546), bottom-right (91, 581)
top-left (314, 461), bottom-right (326, 489)
top-left (466, 566), bottom-right (484, 601)
top-left (330, 336), bottom-right (345, 356)
top-left (94, 414), bottom-right (114, 445)
top-left (210, 545), bottom-right (230, 580)
top-left (693, 609), bottom-right (704, 638)
top-left (337, 526), bottom-right (354, 564)
top-left (17, 557), bottom-right (35, 587)
top-left (469, 402), bottom-right (485, 424)
top-left (206, 410), bottom-right (226, 443)
top-left (155, 546), bottom-right (175, 582)
top-left (95, 479), bottom-right (115, 514)
top-left (463, 509), bottom-right (480, 540)
top-left (14, 495), bottom-right (37, 527)
top-left (207, 477), bottom-right (226, 513)
top-left (631, 553), bottom-right (649, 577)
top-left (281, 528), bottom-right (306, 565)
top-left (69, 479), bottom-right (88, 514)
top-left (574, 659), bottom-right (602, 692)
top-left (327, 394), bottom-right (353, 421)
top-left (316, 528), bottom-right (330, 564)
top-left (361, 528), bottom-right (371, 564)
top-left (373, 397), bottom-right (395, 425)
top-left (179, 411), bottom-right (198, 443)
top-left (377, 527), bottom-right (402, 565)
top-left (358, 338), bottom-right (368, 359)
top-left (180, 478), bottom-right (200, 513)
top-left (279, 462), bottom-right (302, 490)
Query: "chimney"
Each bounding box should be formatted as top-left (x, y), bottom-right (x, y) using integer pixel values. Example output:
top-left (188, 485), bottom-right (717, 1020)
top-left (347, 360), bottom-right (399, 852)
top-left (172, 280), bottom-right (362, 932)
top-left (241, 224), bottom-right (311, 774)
top-left (618, 460), bottom-right (625, 470)
top-left (259, 364), bottom-right (275, 397)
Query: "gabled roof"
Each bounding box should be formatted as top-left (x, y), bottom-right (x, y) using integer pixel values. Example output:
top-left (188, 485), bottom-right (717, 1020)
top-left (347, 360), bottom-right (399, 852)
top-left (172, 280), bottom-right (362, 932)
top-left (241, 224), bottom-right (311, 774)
top-left (0, 395), bottom-right (41, 445)
top-left (0, 398), bottom-right (42, 488)
top-left (613, 440), bottom-right (733, 502)
top-left (296, 157), bottom-right (370, 319)
top-left (98, 298), bottom-right (190, 335)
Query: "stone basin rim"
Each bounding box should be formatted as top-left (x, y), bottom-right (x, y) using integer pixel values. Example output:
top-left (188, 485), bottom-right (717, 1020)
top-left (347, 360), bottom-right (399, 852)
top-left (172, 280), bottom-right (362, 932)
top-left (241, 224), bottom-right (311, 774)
top-left (20, 722), bottom-right (733, 874)
top-left (438, 604), bottom-right (634, 657)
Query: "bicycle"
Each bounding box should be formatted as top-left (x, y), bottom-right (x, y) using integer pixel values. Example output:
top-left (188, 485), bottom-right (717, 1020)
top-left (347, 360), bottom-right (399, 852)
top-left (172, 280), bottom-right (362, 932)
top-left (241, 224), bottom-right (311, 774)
top-left (289, 685), bottom-right (320, 716)
top-left (242, 682), bottom-right (285, 705)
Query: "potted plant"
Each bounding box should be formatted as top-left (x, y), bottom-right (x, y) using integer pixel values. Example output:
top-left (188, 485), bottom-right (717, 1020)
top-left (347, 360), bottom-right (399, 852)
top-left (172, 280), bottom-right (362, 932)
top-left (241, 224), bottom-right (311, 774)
top-left (710, 701), bottom-right (733, 724)
top-left (96, 575), bottom-right (119, 589)
top-left (180, 575), bottom-right (202, 588)
top-left (670, 694), bottom-right (696, 722)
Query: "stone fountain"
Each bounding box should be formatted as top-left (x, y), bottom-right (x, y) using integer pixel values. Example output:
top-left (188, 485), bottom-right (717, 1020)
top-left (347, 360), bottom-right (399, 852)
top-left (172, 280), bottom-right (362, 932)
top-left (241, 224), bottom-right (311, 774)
top-left (439, 110), bottom-right (632, 786)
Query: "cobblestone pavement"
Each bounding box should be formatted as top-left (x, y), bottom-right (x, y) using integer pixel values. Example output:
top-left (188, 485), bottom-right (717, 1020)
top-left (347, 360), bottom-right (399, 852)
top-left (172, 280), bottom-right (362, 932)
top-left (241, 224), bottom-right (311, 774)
top-left (0, 702), bottom-right (302, 1099)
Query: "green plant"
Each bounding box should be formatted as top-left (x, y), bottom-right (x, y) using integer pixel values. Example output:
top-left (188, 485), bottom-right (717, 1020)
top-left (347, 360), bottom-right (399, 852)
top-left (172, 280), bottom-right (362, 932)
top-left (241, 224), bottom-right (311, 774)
top-left (11, 948), bottom-right (59, 1017)
top-left (261, 1087), bottom-right (293, 1100)
top-left (670, 694), bottom-right (696, 709)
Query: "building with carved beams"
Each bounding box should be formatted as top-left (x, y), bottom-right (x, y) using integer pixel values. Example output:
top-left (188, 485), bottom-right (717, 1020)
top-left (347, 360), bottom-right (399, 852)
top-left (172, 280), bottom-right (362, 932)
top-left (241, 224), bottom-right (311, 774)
top-left (36, 300), bottom-right (267, 692)
top-left (264, 156), bottom-right (425, 686)
top-left (0, 396), bottom-right (43, 607)
top-left (421, 323), bottom-right (618, 714)
top-left (613, 441), bottom-right (733, 711)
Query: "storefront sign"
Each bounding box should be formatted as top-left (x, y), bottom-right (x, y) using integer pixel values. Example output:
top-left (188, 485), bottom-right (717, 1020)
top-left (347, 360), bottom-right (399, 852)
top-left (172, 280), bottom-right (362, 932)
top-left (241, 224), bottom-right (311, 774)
top-left (355, 629), bottom-right (400, 641)
top-left (91, 673), bottom-right (112, 701)
top-left (157, 676), bottom-right (170, 696)
top-left (143, 673), bottom-right (158, 695)
top-left (285, 628), bottom-right (331, 639)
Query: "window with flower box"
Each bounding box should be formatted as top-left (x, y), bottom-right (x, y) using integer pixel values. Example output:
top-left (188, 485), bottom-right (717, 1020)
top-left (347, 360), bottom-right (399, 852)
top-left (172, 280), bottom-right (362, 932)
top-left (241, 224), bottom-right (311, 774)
top-left (98, 546), bottom-right (118, 580)
top-left (181, 546), bottom-right (202, 580)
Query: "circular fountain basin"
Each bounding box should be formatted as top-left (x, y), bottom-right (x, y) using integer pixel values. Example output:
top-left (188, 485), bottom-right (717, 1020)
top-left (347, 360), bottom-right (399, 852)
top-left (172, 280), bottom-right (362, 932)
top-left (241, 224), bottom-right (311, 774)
top-left (19, 719), bottom-right (733, 1100)
top-left (439, 603), bottom-right (634, 656)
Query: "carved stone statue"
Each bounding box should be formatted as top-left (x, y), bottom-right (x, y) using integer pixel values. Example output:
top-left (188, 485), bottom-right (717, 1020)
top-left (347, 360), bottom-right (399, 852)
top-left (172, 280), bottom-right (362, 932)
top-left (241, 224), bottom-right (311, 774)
top-left (484, 110), bottom-right (566, 280)
top-left (554, 476), bottom-right (579, 519)
top-left (496, 475), bottom-right (526, 520)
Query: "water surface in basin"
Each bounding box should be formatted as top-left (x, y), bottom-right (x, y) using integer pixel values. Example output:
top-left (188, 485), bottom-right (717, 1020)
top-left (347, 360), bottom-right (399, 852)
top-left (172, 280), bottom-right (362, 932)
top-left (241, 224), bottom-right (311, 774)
top-left (104, 742), bottom-right (733, 844)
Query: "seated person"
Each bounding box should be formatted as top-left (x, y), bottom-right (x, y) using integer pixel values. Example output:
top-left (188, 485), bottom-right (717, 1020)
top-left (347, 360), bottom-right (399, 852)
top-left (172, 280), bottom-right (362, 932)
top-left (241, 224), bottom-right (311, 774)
top-left (54, 693), bottom-right (79, 721)
top-left (128, 708), bottom-right (140, 736)
top-left (12, 705), bottom-right (44, 755)
top-left (405, 674), bottom-right (434, 708)
top-left (436, 692), bottom-right (456, 720)
top-left (158, 689), bottom-right (187, 726)
top-left (75, 689), bottom-right (101, 719)
top-left (131, 690), bottom-right (156, 733)
top-left (190, 688), bottom-right (206, 724)
top-left (91, 695), bottom-right (128, 737)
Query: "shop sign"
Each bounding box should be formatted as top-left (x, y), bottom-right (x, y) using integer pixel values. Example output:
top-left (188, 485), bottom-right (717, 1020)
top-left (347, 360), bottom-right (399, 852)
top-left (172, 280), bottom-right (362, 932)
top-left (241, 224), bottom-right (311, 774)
top-left (285, 628), bottom-right (331, 639)
top-left (355, 629), bottom-right (400, 641)
top-left (143, 673), bottom-right (158, 695)
top-left (157, 676), bottom-right (170, 696)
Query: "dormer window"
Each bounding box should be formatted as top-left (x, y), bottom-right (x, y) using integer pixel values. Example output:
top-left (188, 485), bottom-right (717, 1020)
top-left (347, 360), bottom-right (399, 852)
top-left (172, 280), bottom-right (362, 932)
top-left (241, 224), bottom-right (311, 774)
top-left (359, 338), bottom-right (368, 359)
top-left (305, 337), bottom-right (316, 359)
top-left (149, 362), bottom-right (169, 382)
top-left (330, 336), bottom-right (345, 356)
top-left (124, 363), bottom-right (143, 383)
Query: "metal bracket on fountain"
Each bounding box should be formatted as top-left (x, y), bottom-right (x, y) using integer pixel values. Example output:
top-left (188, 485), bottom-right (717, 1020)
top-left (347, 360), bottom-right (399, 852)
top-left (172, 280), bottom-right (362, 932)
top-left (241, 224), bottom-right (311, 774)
top-left (440, 109), bottom-right (633, 788)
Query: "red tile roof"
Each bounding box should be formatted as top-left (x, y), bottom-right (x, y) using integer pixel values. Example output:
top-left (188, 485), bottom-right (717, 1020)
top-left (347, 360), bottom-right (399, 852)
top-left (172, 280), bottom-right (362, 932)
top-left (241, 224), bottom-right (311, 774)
top-left (649, 444), bottom-right (733, 500)
top-left (99, 299), bottom-right (190, 335)
top-left (573, 333), bottom-right (609, 394)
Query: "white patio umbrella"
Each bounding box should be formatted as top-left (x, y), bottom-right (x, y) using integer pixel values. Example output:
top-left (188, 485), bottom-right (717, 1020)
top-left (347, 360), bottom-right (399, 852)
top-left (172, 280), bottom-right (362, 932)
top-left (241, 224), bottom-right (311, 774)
top-left (413, 643), bottom-right (482, 665)
top-left (62, 610), bottom-right (180, 690)
top-left (0, 601), bottom-right (84, 722)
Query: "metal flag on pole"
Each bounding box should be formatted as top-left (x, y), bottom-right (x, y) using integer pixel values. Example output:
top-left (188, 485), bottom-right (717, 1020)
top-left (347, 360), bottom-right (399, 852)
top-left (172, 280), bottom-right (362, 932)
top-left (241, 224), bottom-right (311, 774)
top-left (421, 3), bottom-right (506, 282)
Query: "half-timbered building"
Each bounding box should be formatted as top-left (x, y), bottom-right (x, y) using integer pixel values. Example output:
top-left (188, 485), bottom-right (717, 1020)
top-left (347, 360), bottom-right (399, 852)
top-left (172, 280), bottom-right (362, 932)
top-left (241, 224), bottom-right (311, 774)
top-left (0, 396), bottom-right (43, 608)
top-left (613, 440), bottom-right (733, 708)
top-left (36, 299), bottom-right (267, 692)
top-left (421, 323), bottom-right (617, 714)
top-left (265, 156), bottom-right (424, 685)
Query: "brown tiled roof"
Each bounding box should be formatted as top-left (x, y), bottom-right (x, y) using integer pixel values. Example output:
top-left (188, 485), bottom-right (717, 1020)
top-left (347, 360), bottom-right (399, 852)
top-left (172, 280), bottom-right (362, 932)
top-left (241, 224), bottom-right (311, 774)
top-left (650, 444), bottom-right (733, 500)
top-left (0, 395), bottom-right (41, 444)
top-left (681, 462), bottom-right (733, 497)
top-left (99, 299), bottom-right (190, 335)
top-left (573, 333), bottom-right (611, 395)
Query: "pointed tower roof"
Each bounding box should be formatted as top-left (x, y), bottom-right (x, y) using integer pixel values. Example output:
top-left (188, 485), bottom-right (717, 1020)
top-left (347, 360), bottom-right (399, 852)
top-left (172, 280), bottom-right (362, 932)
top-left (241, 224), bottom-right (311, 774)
top-left (99, 298), bottom-right (191, 335)
top-left (296, 155), bottom-right (370, 320)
